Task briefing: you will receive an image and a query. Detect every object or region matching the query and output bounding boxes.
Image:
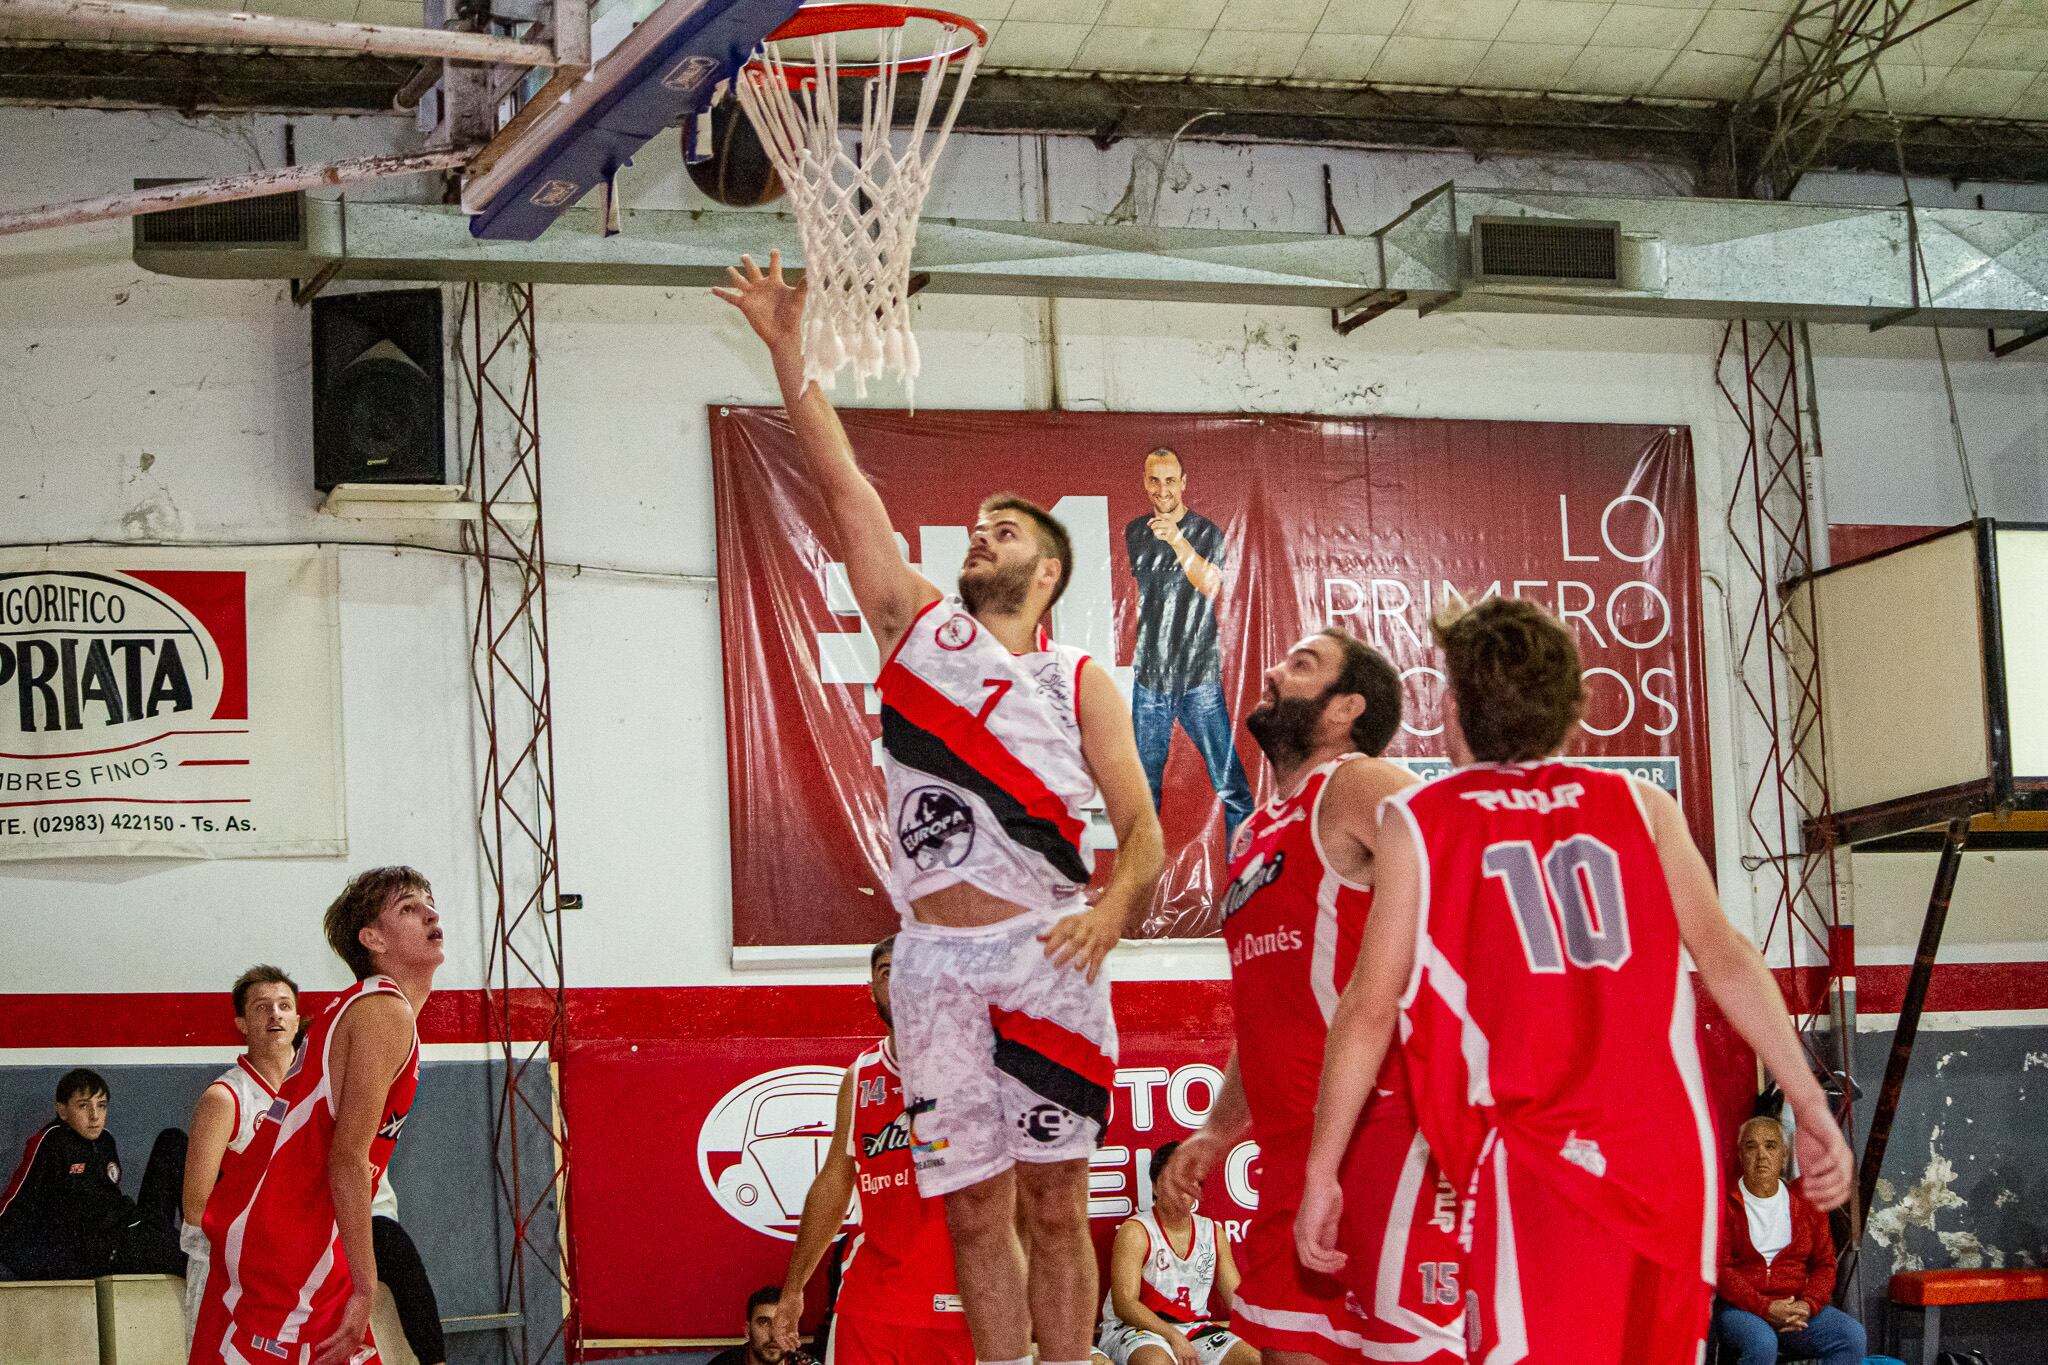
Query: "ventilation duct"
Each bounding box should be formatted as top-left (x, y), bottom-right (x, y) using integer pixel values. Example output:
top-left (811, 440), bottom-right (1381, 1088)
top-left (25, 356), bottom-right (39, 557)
top-left (130, 182), bottom-right (305, 250)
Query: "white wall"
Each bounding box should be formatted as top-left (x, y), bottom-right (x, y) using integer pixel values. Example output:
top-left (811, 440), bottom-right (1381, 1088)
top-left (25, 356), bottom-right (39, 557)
top-left (2, 106), bottom-right (2044, 1010)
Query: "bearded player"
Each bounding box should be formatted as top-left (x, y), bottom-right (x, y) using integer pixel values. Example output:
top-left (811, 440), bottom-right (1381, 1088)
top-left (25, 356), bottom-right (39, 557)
top-left (1298, 600), bottom-right (1852, 1365)
top-left (771, 936), bottom-right (972, 1364)
top-left (1158, 631), bottom-right (1463, 1365)
top-left (718, 253), bottom-right (1166, 1365)
top-left (190, 868), bottom-right (443, 1365)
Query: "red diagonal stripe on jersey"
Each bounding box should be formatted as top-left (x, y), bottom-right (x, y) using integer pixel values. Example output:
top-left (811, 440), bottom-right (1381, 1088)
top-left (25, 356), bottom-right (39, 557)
top-left (0, 1124), bottom-right (53, 1221)
top-left (879, 659), bottom-right (1087, 849)
top-left (988, 1005), bottom-right (1114, 1089)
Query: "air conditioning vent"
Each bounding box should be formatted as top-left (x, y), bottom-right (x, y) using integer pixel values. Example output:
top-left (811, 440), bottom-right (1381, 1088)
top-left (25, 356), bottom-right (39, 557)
top-left (132, 181), bottom-right (304, 248)
top-left (1470, 215), bottom-right (1621, 286)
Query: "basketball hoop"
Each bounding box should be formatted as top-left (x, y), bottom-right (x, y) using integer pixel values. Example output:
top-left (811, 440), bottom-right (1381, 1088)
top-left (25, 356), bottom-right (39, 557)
top-left (731, 2), bottom-right (987, 400)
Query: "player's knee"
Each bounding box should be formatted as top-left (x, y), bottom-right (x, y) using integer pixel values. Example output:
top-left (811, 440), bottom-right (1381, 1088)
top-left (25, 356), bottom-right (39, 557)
top-left (941, 1175), bottom-right (1014, 1245)
top-left (1128, 1347), bottom-right (1174, 1365)
top-left (1015, 1166), bottom-right (1088, 1242)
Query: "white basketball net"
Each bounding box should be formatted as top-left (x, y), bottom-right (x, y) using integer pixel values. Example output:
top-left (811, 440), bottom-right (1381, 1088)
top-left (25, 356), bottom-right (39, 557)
top-left (733, 16), bottom-right (982, 401)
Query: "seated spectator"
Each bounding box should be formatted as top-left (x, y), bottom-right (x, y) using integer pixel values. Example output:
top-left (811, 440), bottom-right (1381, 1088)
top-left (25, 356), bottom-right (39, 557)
top-left (708, 1285), bottom-right (816, 1365)
top-left (180, 965), bottom-right (299, 1346)
top-left (0, 1068), bottom-right (184, 1280)
top-left (1715, 1114), bottom-right (1866, 1365)
top-left (1097, 1142), bottom-right (1256, 1365)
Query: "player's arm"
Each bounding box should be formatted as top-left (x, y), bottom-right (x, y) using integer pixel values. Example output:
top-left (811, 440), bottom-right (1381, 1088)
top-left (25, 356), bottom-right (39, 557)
top-left (1296, 805), bottom-right (1421, 1275)
top-left (1213, 1225), bottom-right (1243, 1314)
top-left (1108, 1220), bottom-right (1196, 1365)
top-left (773, 1070), bottom-right (858, 1351)
top-left (313, 994), bottom-right (414, 1365)
top-left (1640, 780), bottom-right (1852, 1211)
top-left (1156, 1051), bottom-right (1250, 1207)
top-left (713, 252), bottom-right (939, 651)
top-left (181, 1083), bottom-right (236, 1228)
top-left (1043, 661), bottom-right (1165, 984)
top-left (1319, 756), bottom-right (1419, 869)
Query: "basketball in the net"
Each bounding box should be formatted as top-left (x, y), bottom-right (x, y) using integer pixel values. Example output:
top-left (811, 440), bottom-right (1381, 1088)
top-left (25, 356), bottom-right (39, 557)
top-left (685, 99), bottom-right (785, 207)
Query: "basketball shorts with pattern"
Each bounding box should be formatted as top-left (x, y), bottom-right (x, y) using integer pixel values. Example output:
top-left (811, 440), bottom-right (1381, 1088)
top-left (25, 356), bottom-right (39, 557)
top-left (1462, 1138), bottom-right (1709, 1365)
top-left (827, 1309), bottom-right (974, 1365)
top-left (1336, 1100), bottom-right (1468, 1364)
top-left (1098, 1320), bottom-right (1246, 1365)
top-left (1231, 1128), bottom-right (1373, 1365)
top-left (892, 903), bottom-right (1117, 1198)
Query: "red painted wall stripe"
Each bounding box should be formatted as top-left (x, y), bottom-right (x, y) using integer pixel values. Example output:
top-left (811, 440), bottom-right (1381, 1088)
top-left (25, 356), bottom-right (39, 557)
top-left (0, 980), bottom-right (1240, 1050)
top-left (0, 964), bottom-right (2039, 1052)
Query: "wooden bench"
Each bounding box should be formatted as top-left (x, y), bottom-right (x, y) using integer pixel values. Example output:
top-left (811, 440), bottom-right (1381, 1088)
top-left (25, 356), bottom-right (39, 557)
top-left (0, 1278), bottom-right (100, 1365)
top-left (1889, 1268), bottom-right (2048, 1365)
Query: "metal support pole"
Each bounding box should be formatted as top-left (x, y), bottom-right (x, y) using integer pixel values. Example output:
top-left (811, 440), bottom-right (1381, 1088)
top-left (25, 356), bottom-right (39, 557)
top-left (0, 0), bottom-right (557, 64)
top-left (1855, 816), bottom-right (1969, 1228)
top-left (0, 149), bottom-right (473, 238)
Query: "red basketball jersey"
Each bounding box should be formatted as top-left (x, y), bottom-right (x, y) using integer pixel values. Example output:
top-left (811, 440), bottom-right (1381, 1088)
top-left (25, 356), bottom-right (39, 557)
top-left (203, 974), bottom-right (422, 1346)
top-left (1221, 754), bottom-right (1399, 1140)
top-left (840, 1038), bottom-right (964, 1326)
top-left (1387, 762), bottom-right (1719, 1282)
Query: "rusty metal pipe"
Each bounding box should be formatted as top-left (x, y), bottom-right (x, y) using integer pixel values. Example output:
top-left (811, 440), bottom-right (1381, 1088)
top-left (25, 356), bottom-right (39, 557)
top-left (0, 0), bottom-right (556, 65)
top-left (0, 149), bottom-right (475, 238)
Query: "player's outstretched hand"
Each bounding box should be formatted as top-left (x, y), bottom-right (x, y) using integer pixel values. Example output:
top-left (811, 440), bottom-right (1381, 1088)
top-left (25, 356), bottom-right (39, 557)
top-left (310, 1287), bottom-right (374, 1365)
top-left (1294, 1171), bottom-right (1348, 1275)
top-left (1792, 1097), bottom-right (1854, 1211)
top-left (1040, 904), bottom-right (1121, 984)
top-left (770, 1288), bottom-right (804, 1354)
top-left (712, 251), bottom-right (806, 351)
top-left (1156, 1129), bottom-right (1223, 1209)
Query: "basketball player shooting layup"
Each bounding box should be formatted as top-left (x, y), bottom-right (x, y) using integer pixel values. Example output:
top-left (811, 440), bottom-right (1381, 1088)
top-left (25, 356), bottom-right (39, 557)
top-left (1158, 630), bottom-right (1464, 1365)
top-left (1297, 600), bottom-right (1852, 1365)
top-left (718, 253), bottom-right (1166, 1365)
top-left (190, 868), bottom-right (441, 1365)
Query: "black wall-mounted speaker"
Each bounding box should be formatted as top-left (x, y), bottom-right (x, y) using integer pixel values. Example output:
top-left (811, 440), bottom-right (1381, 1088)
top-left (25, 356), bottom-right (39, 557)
top-left (311, 288), bottom-right (446, 491)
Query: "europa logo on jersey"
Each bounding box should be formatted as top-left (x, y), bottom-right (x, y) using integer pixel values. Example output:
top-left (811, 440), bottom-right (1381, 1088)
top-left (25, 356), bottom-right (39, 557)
top-left (0, 569), bottom-right (245, 756)
top-left (697, 1065), bottom-right (848, 1242)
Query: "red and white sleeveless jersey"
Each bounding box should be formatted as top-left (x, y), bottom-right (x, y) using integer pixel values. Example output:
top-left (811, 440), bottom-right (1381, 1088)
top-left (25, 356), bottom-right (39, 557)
top-left (1220, 755), bottom-right (1394, 1140)
top-left (840, 1038), bottom-right (963, 1325)
top-left (878, 595), bottom-right (1096, 916)
top-left (203, 975), bottom-right (421, 1344)
top-left (1387, 762), bottom-right (1719, 1282)
top-left (1101, 1211), bottom-right (1223, 1328)
top-left (180, 1058), bottom-right (281, 1258)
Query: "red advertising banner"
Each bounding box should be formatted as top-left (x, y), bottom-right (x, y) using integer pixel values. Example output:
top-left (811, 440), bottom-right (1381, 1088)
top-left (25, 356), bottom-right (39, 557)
top-left (565, 992), bottom-right (1237, 1345)
top-left (561, 980), bottom-right (1758, 1348)
top-left (712, 410), bottom-right (1709, 947)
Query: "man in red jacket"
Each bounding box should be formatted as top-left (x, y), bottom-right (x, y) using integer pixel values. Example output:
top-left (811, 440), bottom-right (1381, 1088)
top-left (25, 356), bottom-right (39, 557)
top-left (1716, 1115), bottom-right (1867, 1365)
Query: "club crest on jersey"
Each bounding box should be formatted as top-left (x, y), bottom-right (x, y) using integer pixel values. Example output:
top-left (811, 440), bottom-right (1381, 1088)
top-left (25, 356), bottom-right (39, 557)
top-left (899, 786), bottom-right (975, 869)
top-left (861, 1110), bottom-right (911, 1159)
top-left (934, 614), bottom-right (978, 650)
top-left (1219, 849), bottom-right (1285, 921)
top-left (1031, 660), bottom-right (1071, 711)
top-left (1460, 782), bottom-right (1585, 814)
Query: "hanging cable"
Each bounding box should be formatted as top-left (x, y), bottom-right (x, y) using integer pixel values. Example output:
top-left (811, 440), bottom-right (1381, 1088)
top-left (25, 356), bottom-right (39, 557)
top-left (1873, 64), bottom-right (1981, 520)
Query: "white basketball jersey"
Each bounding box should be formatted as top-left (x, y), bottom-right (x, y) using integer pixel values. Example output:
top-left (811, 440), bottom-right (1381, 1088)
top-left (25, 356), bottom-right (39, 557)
top-left (877, 595), bottom-right (1097, 916)
top-left (1102, 1210), bottom-right (1222, 1328)
top-left (180, 1057), bottom-right (279, 1259)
